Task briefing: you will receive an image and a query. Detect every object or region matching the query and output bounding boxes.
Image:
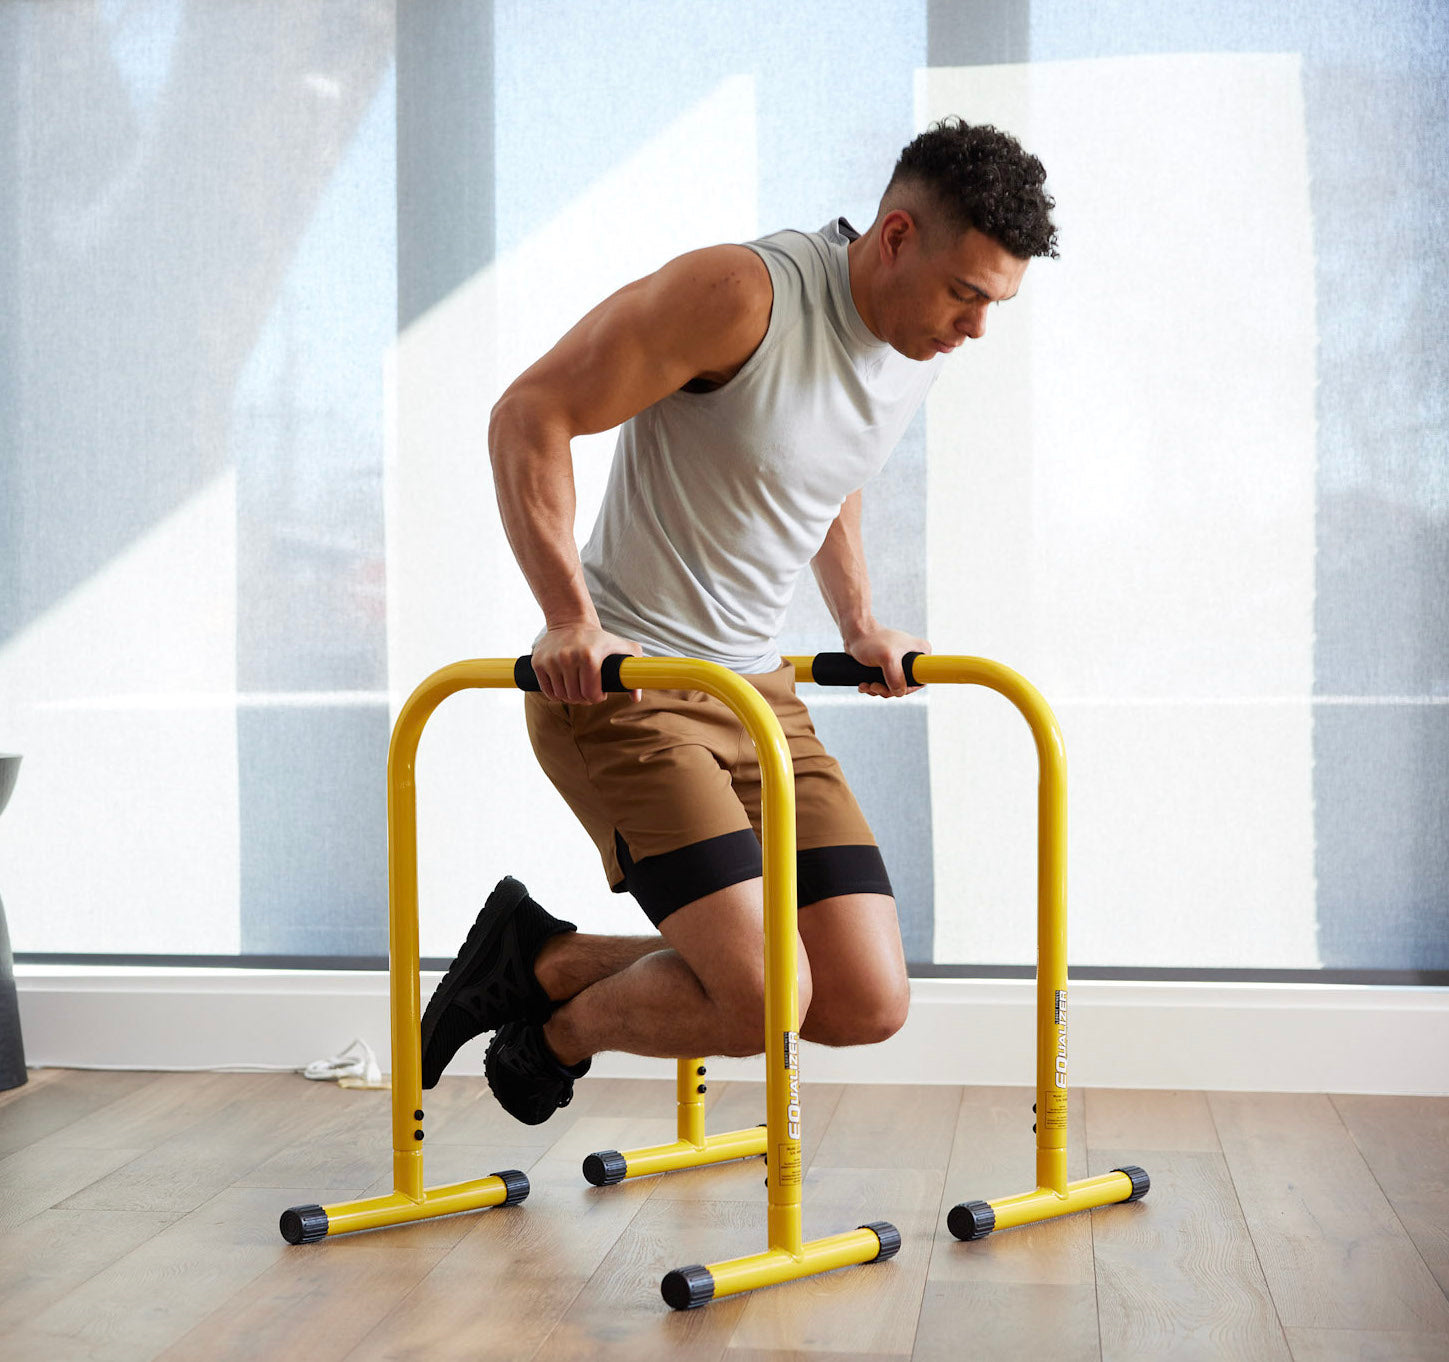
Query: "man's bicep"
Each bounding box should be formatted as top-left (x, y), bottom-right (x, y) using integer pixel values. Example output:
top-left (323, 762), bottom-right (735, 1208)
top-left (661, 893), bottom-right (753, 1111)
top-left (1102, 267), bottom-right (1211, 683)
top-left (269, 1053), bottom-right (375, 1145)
top-left (501, 245), bottom-right (771, 437)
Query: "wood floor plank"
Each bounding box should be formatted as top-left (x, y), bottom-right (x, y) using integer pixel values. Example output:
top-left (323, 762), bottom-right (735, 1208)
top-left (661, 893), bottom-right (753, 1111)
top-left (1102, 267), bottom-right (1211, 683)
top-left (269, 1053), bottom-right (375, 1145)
top-left (912, 1280), bottom-right (1100, 1362)
top-left (0, 1066), bottom-right (63, 1112)
top-left (809, 1083), bottom-right (960, 1172)
top-left (1083, 1088), bottom-right (1221, 1154)
top-left (1331, 1094), bottom-right (1449, 1296)
top-left (0, 1141), bottom-right (152, 1229)
top-left (0, 1068), bottom-right (160, 1159)
top-left (1284, 1326), bottom-right (1449, 1361)
top-left (13, 1183), bottom-right (363, 1362)
top-left (736, 1350), bottom-right (915, 1362)
top-left (346, 1118), bottom-right (665, 1361)
top-left (730, 1352), bottom-right (915, 1362)
top-left (931, 1085), bottom-right (1095, 1287)
top-left (1210, 1092), bottom-right (1449, 1335)
top-left (531, 1196), bottom-right (757, 1362)
top-left (157, 1240), bottom-right (450, 1362)
top-left (913, 1086), bottom-right (1099, 1357)
top-left (726, 1166), bottom-right (944, 1357)
top-left (237, 1079), bottom-right (487, 1193)
top-left (43, 1070), bottom-right (285, 1151)
top-left (55, 1076), bottom-right (365, 1216)
top-left (0, 1207), bottom-right (177, 1332)
top-left (1089, 1147), bottom-right (1290, 1361)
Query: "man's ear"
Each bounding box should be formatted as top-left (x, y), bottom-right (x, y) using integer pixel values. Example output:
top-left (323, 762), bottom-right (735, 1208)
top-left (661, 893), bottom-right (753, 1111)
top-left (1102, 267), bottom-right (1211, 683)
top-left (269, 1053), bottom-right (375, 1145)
top-left (878, 208), bottom-right (917, 263)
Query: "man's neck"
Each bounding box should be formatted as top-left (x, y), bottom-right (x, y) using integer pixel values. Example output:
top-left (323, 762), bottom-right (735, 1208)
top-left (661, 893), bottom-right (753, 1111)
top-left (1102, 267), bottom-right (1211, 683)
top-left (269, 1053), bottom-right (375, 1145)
top-left (845, 228), bottom-right (885, 341)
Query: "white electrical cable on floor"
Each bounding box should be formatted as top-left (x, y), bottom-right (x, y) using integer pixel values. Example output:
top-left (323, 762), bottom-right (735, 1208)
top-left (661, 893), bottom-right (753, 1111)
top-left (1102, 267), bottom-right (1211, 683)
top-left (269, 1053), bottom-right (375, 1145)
top-left (302, 1037), bottom-right (384, 1087)
top-left (27, 1036), bottom-right (389, 1085)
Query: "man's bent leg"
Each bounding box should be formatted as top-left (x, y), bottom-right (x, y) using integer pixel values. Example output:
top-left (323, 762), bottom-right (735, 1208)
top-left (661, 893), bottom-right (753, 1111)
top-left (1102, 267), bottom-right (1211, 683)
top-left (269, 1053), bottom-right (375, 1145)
top-left (535, 931), bottom-right (665, 1005)
top-left (543, 877), bottom-right (814, 1066)
top-left (797, 893), bottom-right (910, 1047)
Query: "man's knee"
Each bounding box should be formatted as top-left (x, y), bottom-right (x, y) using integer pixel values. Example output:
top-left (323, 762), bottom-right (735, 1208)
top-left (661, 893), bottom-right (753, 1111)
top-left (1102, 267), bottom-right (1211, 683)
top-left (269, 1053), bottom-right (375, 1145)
top-left (708, 957), bottom-right (814, 1056)
top-left (801, 977), bottom-right (909, 1047)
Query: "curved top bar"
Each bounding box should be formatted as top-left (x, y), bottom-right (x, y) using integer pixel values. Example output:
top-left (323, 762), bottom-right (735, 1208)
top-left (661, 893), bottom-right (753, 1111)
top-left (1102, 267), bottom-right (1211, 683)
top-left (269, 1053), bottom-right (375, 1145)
top-left (783, 652), bottom-right (1065, 772)
top-left (388, 655), bottom-right (795, 777)
top-left (388, 659), bottom-right (520, 777)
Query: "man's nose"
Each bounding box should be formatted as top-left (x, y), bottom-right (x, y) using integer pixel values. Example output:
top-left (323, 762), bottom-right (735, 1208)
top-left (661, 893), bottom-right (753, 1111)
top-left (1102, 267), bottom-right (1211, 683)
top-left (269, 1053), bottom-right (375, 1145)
top-left (958, 305), bottom-right (987, 340)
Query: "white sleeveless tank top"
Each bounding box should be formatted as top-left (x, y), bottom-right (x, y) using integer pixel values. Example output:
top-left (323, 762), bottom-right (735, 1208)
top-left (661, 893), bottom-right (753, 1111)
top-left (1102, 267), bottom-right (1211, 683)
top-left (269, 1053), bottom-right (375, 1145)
top-left (578, 218), bottom-right (943, 673)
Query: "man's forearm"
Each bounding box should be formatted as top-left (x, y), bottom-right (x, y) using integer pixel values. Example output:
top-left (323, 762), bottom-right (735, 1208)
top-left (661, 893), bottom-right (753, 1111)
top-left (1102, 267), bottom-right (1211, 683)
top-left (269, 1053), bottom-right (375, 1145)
top-left (811, 489), bottom-right (877, 645)
top-left (488, 396), bottom-right (599, 631)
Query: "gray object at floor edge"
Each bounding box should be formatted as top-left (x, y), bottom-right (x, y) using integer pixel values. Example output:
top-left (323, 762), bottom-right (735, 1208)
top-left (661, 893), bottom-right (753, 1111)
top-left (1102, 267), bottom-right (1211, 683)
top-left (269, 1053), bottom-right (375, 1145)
top-left (0, 754), bottom-right (26, 1091)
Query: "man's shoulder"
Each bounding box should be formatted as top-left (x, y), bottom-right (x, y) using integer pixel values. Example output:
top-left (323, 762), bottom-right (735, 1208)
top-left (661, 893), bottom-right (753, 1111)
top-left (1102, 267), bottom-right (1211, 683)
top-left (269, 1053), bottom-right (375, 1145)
top-left (652, 242), bottom-right (773, 338)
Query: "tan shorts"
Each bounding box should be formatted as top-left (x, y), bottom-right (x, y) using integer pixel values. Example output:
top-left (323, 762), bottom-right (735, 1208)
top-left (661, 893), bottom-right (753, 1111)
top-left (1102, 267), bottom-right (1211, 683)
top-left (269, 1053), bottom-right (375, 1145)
top-left (523, 661), bottom-right (891, 925)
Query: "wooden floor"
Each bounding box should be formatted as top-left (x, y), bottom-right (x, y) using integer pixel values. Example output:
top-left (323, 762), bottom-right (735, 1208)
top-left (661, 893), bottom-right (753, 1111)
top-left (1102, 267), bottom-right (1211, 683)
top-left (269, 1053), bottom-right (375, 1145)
top-left (1, 1069), bottom-right (1447, 1362)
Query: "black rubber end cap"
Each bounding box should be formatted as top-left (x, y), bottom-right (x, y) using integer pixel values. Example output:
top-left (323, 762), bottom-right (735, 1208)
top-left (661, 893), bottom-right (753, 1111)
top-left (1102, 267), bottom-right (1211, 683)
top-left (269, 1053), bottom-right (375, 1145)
top-left (582, 1150), bottom-right (628, 1186)
top-left (860, 1220), bottom-right (901, 1262)
top-left (947, 1200), bottom-right (996, 1241)
top-left (661, 1264), bottom-right (715, 1310)
top-left (1113, 1165), bottom-right (1151, 1202)
top-left (493, 1169), bottom-right (531, 1205)
top-left (279, 1204), bottom-right (329, 1245)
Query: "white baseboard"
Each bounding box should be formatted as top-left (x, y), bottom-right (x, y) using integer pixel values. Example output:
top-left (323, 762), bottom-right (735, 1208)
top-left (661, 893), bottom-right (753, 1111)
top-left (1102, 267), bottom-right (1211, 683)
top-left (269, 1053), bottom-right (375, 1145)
top-left (13, 966), bottom-right (1449, 1095)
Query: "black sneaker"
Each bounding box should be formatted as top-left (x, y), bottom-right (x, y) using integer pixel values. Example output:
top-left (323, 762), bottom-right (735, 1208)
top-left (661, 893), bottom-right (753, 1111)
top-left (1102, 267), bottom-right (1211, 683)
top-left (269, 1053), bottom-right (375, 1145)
top-left (484, 1020), bottom-right (591, 1125)
top-left (419, 876), bottom-right (576, 1089)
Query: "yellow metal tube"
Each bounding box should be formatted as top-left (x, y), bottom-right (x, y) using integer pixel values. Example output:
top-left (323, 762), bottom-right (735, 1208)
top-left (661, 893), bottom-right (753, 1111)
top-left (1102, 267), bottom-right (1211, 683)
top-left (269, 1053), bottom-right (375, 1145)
top-left (986, 1172), bottom-right (1137, 1232)
top-left (676, 1057), bottom-right (707, 1147)
top-left (319, 1173), bottom-right (515, 1237)
top-left (704, 1226), bottom-right (887, 1300)
top-left (617, 1126), bottom-right (768, 1178)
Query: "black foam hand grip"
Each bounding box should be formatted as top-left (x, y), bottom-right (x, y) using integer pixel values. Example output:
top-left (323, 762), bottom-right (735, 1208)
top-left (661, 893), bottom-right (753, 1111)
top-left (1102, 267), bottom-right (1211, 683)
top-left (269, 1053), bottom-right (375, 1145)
top-left (513, 654), bottom-right (632, 693)
top-left (811, 651), bottom-right (923, 688)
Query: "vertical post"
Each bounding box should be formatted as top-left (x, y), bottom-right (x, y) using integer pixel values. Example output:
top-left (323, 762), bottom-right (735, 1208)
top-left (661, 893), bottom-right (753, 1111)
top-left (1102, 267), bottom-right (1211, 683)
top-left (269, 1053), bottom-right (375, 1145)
top-left (1035, 724), bottom-right (1069, 1197)
top-left (757, 691), bottom-right (803, 1257)
top-left (676, 1058), bottom-right (706, 1147)
top-left (387, 709), bottom-right (425, 1202)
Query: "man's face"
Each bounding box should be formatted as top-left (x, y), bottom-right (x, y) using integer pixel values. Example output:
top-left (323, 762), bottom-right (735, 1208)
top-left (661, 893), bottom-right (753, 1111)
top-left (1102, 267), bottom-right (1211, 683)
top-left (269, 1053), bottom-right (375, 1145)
top-left (882, 221), bottom-right (1030, 362)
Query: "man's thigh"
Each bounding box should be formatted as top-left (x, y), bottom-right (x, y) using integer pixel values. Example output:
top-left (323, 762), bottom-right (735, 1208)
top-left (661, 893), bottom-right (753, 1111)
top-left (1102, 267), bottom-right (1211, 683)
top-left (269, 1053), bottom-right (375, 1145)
top-left (797, 892), bottom-right (910, 1043)
top-left (655, 875), bottom-right (813, 1015)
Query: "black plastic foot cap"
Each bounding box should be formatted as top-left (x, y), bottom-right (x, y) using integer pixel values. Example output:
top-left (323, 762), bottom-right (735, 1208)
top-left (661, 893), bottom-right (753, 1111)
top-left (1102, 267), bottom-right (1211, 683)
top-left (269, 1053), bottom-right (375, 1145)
top-left (279, 1204), bottom-right (329, 1245)
top-left (493, 1169), bottom-right (531, 1205)
top-left (661, 1264), bottom-right (715, 1310)
top-left (860, 1220), bottom-right (901, 1262)
top-left (1113, 1165), bottom-right (1151, 1202)
top-left (947, 1200), bottom-right (996, 1241)
top-left (582, 1149), bottom-right (628, 1186)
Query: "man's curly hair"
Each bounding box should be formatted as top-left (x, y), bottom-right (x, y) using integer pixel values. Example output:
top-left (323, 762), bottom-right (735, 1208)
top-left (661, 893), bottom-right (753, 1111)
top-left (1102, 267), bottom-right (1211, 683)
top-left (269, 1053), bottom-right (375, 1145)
top-left (886, 117), bottom-right (1059, 260)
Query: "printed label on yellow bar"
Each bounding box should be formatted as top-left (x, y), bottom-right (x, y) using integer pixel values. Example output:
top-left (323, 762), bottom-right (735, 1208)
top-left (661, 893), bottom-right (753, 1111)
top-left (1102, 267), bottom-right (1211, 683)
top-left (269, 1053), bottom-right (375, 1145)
top-left (776, 1142), bottom-right (802, 1187)
top-left (1043, 1089), bottom-right (1068, 1129)
top-left (783, 1029), bottom-right (802, 1138)
top-left (1054, 990), bottom-right (1068, 1089)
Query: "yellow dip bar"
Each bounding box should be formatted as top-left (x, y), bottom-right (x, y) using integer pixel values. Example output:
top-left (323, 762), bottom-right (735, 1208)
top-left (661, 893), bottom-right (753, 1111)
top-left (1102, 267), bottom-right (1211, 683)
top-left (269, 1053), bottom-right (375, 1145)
top-left (278, 649), bottom-right (1147, 1293)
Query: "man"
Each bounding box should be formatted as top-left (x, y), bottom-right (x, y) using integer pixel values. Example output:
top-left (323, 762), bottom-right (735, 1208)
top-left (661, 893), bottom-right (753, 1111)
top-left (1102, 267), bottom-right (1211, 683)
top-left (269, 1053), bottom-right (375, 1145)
top-left (419, 118), bottom-right (1058, 1123)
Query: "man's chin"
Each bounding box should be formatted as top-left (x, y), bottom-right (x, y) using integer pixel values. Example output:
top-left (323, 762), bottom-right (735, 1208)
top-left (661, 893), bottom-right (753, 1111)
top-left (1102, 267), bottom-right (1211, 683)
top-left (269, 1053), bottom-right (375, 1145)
top-left (889, 338), bottom-right (939, 363)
